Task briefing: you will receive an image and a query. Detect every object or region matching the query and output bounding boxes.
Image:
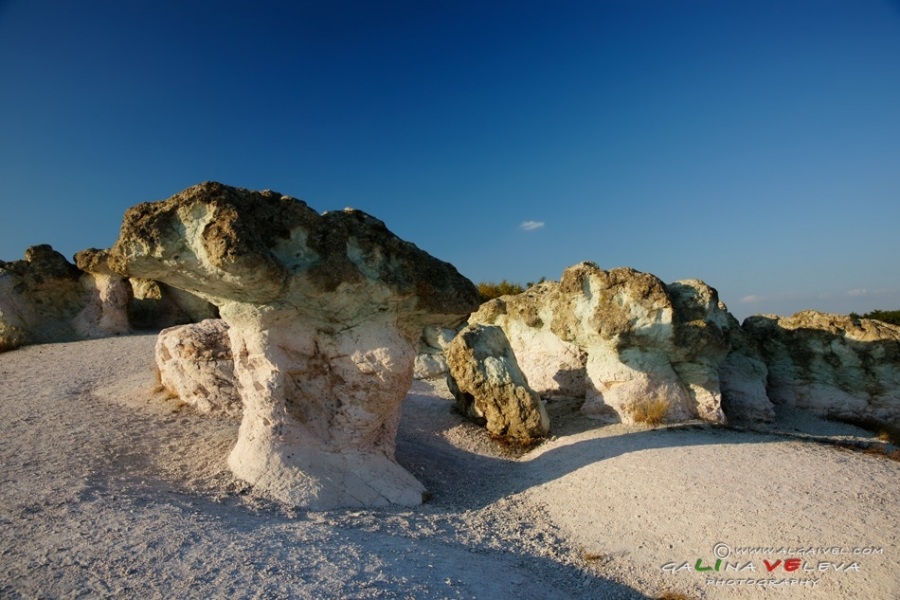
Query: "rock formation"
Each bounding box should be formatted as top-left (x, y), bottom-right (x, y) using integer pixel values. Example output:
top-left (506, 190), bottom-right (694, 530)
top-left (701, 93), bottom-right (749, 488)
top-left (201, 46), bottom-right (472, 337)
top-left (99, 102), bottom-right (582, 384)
top-left (156, 319), bottom-right (239, 417)
top-left (445, 324), bottom-right (550, 439)
top-left (0, 243), bottom-right (218, 353)
top-left (413, 325), bottom-right (456, 380)
top-left (111, 181), bottom-right (480, 508)
top-left (469, 262), bottom-right (774, 425)
top-left (128, 278), bottom-right (218, 330)
top-left (0, 245), bottom-right (90, 351)
top-left (71, 248), bottom-right (132, 338)
top-left (745, 310), bottom-right (900, 425)
top-left (471, 281), bottom-right (587, 398)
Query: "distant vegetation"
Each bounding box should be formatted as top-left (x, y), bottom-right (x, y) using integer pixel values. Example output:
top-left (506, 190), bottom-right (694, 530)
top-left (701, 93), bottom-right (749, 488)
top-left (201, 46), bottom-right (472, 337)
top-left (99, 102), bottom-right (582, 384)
top-left (476, 277), bottom-right (546, 302)
top-left (849, 309), bottom-right (900, 327)
top-left (477, 280), bottom-right (526, 302)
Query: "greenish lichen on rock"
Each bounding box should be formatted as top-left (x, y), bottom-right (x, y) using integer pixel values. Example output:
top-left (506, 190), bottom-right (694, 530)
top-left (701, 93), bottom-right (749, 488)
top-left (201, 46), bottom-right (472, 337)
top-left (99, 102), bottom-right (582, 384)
top-left (744, 310), bottom-right (900, 425)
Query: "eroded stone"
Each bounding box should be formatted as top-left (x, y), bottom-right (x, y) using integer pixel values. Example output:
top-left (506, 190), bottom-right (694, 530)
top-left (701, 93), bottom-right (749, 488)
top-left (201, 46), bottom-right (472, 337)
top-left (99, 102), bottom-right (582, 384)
top-left (112, 182), bottom-right (479, 508)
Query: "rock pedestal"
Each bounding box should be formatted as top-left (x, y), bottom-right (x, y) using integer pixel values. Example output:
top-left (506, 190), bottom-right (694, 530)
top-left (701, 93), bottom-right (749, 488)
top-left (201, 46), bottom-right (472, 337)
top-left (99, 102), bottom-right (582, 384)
top-left (72, 248), bottom-right (132, 338)
top-left (112, 182), bottom-right (479, 508)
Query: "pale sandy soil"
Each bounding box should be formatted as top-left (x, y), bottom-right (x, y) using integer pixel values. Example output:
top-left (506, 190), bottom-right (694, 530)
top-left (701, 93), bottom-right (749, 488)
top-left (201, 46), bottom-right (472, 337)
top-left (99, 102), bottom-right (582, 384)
top-left (1, 335), bottom-right (897, 600)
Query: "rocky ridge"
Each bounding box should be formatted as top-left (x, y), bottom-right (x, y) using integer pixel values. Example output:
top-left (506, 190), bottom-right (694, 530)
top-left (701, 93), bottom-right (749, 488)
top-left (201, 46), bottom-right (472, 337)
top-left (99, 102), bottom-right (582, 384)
top-left (0, 245), bottom-right (215, 353)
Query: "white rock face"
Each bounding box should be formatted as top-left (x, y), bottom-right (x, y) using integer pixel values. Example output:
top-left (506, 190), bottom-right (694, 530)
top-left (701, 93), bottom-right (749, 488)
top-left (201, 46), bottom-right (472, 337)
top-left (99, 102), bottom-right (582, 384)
top-left (226, 311), bottom-right (424, 507)
top-left (112, 182), bottom-right (479, 508)
top-left (469, 283), bottom-right (587, 398)
top-left (745, 310), bottom-right (900, 424)
top-left (156, 319), bottom-right (239, 417)
top-left (413, 326), bottom-right (456, 380)
top-left (72, 249), bottom-right (132, 339)
top-left (718, 332), bottom-right (775, 423)
top-left (445, 324), bottom-right (550, 439)
top-left (413, 353), bottom-right (449, 380)
top-left (469, 263), bottom-right (773, 425)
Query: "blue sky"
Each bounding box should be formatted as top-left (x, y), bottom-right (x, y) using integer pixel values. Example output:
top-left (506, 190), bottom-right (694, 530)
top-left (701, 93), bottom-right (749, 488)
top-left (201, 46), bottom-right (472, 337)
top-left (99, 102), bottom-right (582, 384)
top-left (1, 0), bottom-right (898, 320)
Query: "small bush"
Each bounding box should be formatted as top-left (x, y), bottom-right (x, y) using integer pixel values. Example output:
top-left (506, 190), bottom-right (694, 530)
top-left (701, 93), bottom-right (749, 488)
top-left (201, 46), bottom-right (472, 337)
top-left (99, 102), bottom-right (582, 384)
top-left (477, 280), bottom-right (527, 302)
top-left (627, 397), bottom-right (670, 426)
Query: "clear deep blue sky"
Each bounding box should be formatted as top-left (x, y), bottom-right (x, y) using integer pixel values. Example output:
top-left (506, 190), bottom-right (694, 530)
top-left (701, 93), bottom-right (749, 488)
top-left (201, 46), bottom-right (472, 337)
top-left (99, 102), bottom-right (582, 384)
top-left (1, 0), bottom-right (898, 320)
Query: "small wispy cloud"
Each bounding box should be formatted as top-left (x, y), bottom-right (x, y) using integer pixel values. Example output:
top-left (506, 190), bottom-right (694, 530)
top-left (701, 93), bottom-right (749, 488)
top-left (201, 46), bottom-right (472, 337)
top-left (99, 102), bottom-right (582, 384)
top-left (740, 295), bottom-right (765, 303)
top-left (520, 220), bottom-right (545, 232)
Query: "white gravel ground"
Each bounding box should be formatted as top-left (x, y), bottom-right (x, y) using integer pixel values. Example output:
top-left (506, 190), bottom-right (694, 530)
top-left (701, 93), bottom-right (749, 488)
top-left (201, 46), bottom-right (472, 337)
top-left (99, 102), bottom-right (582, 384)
top-left (1, 335), bottom-right (897, 599)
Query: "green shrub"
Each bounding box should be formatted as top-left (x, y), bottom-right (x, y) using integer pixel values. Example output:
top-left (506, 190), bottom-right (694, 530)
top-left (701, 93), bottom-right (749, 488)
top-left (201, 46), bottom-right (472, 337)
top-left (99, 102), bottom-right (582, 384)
top-left (477, 280), bottom-right (526, 302)
top-left (850, 309), bottom-right (900, 327)
top-left (476, 277), bottom-right (547, 302)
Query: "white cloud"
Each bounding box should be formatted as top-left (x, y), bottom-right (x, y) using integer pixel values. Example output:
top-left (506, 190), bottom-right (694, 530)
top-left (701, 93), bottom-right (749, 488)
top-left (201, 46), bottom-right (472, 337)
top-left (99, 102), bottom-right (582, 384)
top-left (847, 288), bottom-right (878, 297)
top-left (519, 220), bottom-right (545, 231)
top-left (740, 295), bottom-right (765, 303)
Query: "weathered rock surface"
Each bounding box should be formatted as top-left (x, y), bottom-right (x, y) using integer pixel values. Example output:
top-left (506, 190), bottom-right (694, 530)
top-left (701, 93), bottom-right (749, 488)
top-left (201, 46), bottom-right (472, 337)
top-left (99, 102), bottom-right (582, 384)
top-left (128, 278), bottom-right (218, 330)
top-left (72, 248), bottom-right (132, 338)
top-left (111, 181), bottom-right (479, 508)
top-left (745, 310), bottom-right (900, 425)
top-left (0, 245), bottom-right (89, 351)
top-left (446, 324), bottom-right (550, 439)
top-left (470, 282), bottom-right (587, 398)
top-left (413, 325), bottom-right (456, 380)
top-left (0, 243), bottom-right (218, 353)
top-left (470, 262), bottom-right (773, 425)
top-left (156, 319), bottom-right (239, 417)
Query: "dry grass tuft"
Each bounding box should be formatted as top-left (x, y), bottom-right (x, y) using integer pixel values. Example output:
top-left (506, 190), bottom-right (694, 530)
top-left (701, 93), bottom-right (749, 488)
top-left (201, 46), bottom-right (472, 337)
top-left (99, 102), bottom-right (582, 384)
top-left (627, 396), bottom-right (670, 426)
top-left (580, 548), bottom-right (606, 562)
top-left (488, 432), bottom-right (544, 455)
top-left (657, 592), bottom-right (695, 600)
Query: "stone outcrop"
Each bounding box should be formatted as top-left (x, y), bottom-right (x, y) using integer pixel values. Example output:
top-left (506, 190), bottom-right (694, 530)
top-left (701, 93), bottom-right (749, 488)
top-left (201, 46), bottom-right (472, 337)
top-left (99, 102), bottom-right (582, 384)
top-left (471, 281), bottom-right (587, 398)
top-left (470, 262), bottom-right (773, 425)
top-left (745, 310), bottom-right (900, 425)
top-left (72, 248), bottom-right (132, 338)
top-left (718, 325), bottom-right (775, 423)
top-left (156, 319), bottom-right (239, 417)
top-left (445, 324), bottom-right (550, 440)
top-left (0, 244), bottom-right (218, 353)
top-left (0, 245), bottom-right (90, 351)
top-left (111, 181), bottom-right (479, 509)
top-left (413, 325), bottom-right (456, 380)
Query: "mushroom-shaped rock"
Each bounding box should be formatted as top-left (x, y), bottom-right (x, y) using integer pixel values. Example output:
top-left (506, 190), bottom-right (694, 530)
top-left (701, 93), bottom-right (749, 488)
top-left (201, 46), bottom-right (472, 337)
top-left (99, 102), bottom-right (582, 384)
top-left (111, 182), bottom-right (480, 508)
top-left (446, 324), bottom-right (550, 440)
top-left (156, 319), bottom-right (239, 417)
